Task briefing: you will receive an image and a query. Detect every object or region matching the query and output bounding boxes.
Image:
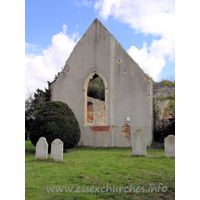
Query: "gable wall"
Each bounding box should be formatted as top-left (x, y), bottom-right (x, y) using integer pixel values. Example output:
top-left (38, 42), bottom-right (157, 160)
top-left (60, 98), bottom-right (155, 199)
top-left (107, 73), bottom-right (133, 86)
top-left (52, 19), bottom-right (153, 146)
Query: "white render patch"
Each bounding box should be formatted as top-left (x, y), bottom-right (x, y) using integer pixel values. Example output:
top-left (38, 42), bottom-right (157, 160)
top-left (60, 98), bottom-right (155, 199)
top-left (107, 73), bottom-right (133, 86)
top-left (131, 129), bottom-right (147, 156)
top-left (164, 135), bottom-right (175, 158)
top-left (51, 139), bottom-right (63, 161)
top-left (126, 117), bottom-right (130, 122)
top-left (35, 137), bottom-right (48, 159)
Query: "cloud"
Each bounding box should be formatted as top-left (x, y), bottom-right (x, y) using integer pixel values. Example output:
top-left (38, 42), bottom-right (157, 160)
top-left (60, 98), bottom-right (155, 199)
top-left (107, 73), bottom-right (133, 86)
top-left (94, 0), bottom-right (175, 41)
top-left (126, 36), bottom-right (174, 81)
top-left (62, 24), bottom-right (67, 34)
top-left (94, 0), bottom-right (175, 81)
top-left (127, 38), bottom-right (174, 81)
top-left (73, 0), bottom-right (93, 7)
top-left (25, 43), bottom-right (43, 56)
top-left (25, 24), bottom-right (79, 97)
top-left (149, 38), bottom-right (175, 61)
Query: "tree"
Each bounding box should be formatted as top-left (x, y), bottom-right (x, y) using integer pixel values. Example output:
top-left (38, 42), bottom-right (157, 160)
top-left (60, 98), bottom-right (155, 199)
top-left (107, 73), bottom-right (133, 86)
top-left (31, 81), bottom-right (51, 116)
top-left (25, 92), bottom-right (34, 140)
top-left (87, 77), bottom-right (105, 101)
top-left (30, 101), bottom-right (81, 151)
top-left (25, 82), bottom-right (51, 139)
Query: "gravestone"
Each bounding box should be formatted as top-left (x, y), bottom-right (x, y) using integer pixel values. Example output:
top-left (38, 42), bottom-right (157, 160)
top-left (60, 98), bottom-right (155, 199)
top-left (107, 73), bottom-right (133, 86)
top-left (35, 137), bottom-right (48, 159)
top-left (51, 139), bottom-right (63, 161)
top-left (164, 135), bottom-right (175, 158)
top-left (131, 129), bottom-right (147, 156)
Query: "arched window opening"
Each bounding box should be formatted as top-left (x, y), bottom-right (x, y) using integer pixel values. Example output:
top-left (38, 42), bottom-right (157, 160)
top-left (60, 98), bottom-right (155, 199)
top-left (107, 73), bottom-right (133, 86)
top-left (84, 71), bottom-right (107, 125)
top-left (87, 73), bottom-right (105, 101)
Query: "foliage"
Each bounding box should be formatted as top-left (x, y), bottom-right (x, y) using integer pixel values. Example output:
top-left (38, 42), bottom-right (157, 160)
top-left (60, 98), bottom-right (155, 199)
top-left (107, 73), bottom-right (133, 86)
top-left (157, 93), bottom-right (175, 118)
top-left (163, 81), bottom-right (175, 87)
top-left (25, 94), bottom-right (34, 140)
top-left (25, 82), bottom-right (51, 140)
top-left (154, 118), bottom-right (175, 143)
top-left (150, 141), bottom-right (164, 149)
top-left (31, 81), bottom-right (51, 117)
top-left (87, 77), bottom-right (105, 101)
top-left (25, 116), bottom-right (33, 140)
top-left (30, 101), bottom-right (81, 151)
top-left (153, 80), bottom-right (175, 143)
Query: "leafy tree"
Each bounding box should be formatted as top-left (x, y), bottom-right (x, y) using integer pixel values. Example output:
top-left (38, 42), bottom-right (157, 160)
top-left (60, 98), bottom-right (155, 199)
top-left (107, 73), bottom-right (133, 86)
top-left (87, 77), bottom-right (105, 101)
top-left (25, 95), bottom-right (34, 140)
top-left (25, 81), bottom-right (51, 139)
top-left (31, 81), bottom-right (51, 116)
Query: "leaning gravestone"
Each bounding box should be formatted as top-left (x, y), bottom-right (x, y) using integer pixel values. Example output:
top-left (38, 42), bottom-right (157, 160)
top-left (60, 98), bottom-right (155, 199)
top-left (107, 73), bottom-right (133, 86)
top-left (164, 135), bottom-right (175, 158)
top-left (51, 139), bottom-right (63, 161)
top-left (131, 129), bottom-right (147, 156)
top-left (35, 137), bottom-right (48, 159)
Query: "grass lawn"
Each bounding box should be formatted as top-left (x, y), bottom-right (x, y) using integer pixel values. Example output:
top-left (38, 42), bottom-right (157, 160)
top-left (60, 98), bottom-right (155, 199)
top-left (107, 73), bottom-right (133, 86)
top-left (25, 141), bottom-right (175, 200)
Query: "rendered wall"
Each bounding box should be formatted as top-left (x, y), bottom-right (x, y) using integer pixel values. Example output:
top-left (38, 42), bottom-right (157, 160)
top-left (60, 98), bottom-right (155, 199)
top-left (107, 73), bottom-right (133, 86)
top-left (51, 19), bottom-right (153, 146)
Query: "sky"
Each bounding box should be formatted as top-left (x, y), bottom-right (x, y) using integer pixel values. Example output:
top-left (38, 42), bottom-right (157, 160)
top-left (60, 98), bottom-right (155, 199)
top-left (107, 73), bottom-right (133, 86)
top-left (25, 0), bottom-right (175, 97)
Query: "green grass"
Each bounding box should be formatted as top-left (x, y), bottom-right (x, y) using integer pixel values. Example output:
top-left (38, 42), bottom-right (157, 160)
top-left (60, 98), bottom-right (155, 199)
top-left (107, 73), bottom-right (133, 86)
top-left (25, 141), bottom-right (175, 200)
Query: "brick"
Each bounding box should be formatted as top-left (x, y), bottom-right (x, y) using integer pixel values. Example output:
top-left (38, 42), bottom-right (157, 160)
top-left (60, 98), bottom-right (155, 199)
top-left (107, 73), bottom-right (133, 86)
top-left (90, 126), bottom-right (110, 131)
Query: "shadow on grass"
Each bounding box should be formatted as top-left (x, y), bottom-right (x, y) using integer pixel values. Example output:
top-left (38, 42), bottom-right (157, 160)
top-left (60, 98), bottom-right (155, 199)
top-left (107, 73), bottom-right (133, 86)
top-left (75, 146), bottom-right (132, 150)
top-left (25, 149), bottom-right (35, 155)
top-left (32, 158), bottom-right (64, 164)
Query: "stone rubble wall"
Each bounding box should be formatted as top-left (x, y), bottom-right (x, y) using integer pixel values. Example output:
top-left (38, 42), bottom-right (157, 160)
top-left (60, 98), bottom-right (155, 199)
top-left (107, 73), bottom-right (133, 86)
top-left (153, 81), bottom-right (175, 99)
top-left (87, 97), bottom-right (105, 124)
top-left (153, 81), bottom-right (175, 130)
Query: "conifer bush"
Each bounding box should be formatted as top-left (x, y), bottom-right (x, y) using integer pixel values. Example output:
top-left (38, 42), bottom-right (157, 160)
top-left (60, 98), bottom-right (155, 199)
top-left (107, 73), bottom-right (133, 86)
top-left (30, 101), bottom-right (80, 151)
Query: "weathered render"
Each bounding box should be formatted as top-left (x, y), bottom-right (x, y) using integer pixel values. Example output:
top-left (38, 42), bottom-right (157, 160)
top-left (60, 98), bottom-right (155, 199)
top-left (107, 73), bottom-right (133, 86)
top-left (51, 19), bottom-right (153, 147)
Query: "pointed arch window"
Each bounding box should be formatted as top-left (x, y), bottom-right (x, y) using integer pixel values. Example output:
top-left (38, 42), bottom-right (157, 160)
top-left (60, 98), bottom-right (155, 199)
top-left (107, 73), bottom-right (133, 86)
top-left (84, 71), bottom-right (108, 125)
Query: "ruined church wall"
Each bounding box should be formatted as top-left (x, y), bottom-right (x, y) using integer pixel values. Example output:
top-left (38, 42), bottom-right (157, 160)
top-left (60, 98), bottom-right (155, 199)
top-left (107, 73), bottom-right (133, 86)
top-left (51, 19), bottom-right (153, 147)
top-left (153, 81), bottom-right (175, 131)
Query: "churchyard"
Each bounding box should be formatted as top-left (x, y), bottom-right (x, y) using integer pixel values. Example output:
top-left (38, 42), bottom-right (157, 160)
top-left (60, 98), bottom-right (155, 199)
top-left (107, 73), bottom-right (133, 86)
top-left (25, 140), bottom-right (175, 200)
top-left (25, 16), bottom-right (176, 199)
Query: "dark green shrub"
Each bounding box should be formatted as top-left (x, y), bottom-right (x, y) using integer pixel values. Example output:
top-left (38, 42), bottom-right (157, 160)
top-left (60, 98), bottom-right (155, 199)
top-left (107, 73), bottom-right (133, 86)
top-left (154, 118), bottom-right (175, 143)
top-left (150, 141), bottom-right (164, 149)
top-left (30, 101), bottom-right (80, 151)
